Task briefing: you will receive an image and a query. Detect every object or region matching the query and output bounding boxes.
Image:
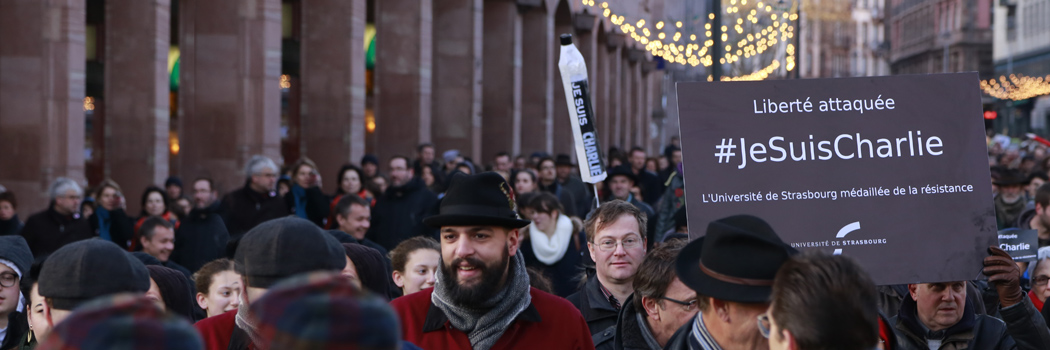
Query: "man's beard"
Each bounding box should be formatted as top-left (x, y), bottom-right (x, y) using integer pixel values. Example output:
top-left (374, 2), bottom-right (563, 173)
top-left (439, 249), bottom-right (510, 305)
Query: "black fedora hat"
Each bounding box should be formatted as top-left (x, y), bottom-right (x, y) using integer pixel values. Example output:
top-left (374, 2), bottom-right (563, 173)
top-left (994, 169), bottom-right (1028, 186)
top-left (606, 165), bottom-right (638, 184)
top-left (555, 154), bottom-right (575, 167)
top-left (423, 172), bottom-right (531, 229)
top-left (676, 215), bottom-right (796, 303)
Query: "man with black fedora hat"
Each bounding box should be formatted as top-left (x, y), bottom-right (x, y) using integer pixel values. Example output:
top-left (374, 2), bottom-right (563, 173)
top-left (995, 169), bottom-right (1030, 229)
top-left (36, 239), bottom-right (151, 326)
top-left (390, 172), bottom-right (594, 350)
top-left (194, 216), bottom-right (346, 350)
top-left (663, 214), bottom-right (797, 350)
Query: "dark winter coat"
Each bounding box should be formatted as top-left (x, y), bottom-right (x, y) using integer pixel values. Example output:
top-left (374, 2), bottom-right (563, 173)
top-left (560, 176), bottom-right (592, 218)
top-left (1, 311), bottom-right (28, 350)
top-left (0, 215), bottom-right (22, 237)
top-left (365, 177), bottom-right (438, 251)
top-left (538, 181), bottom-right (580, 218)
top-left (566, 274), bottom-right (620, 336)
top-left (88, 208), bottom-right (135, 249)
top-left (890, 293), bottom-right (1050, 350)
top-left (520, 227), bottom-right (588, 297)
top-left (283, 184), bottom-right (330, 227)
top-left (20, 205), bottom-right (94, 257)
top-left (390, 287), bottom-right (594, 350)
top-left (170, 202), bottom-right (230, 273)
top-left (219, 183), bottom-right (289, 239)
top-left (597, 295), bottom-right (664, 350)
top-left (635, 169), bottom-right (663, 208)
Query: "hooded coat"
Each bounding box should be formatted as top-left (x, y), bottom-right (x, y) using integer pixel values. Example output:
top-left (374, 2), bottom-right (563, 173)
top-left (20, 205), bottom-right (94, 257)
top-left (890, 293), bottom-right (1050, 350)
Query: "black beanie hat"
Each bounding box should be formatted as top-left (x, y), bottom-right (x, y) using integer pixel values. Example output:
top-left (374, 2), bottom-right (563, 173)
top-left (147, 265), bottom-right (197, 321)
top-left (234, 217), bottom-right (346, 289)
top-left (38, 239), bottom-right (151, 310)
top-left (342, 243), bottom-right (392, 300)
top-left (0, 235), bottom-right (32, 278)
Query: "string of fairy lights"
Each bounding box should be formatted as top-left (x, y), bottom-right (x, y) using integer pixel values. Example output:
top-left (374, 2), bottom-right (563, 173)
top-left (583, 0), bottom-right (799, 81)
top-left (980, 74), bottom-right (1050, 101)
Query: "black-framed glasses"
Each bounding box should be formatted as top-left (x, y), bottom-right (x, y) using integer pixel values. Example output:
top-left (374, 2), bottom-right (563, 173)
top-left (0, 272), bottom-right (17, 288)
top-left (1034, 275), bottom-right (1050, 287)
top-left (757, 313), bottom-right (772, 339)
top-left (658, 296), bottom-right (698, 311)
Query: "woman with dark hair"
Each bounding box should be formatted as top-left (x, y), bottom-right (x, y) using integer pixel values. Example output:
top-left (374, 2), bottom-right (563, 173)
top-left (133, 186), bottom-right (179, 251)
top-left (518, 192), bottom-right (587, 297)
top-left (87, 180), bottom-right (135, 249)
top-left (146, 265), bottom-right (198, 321)
top-left (325, 164), bottom-right (374, 229)
top-left (342, 243), bottom-right (393, 300)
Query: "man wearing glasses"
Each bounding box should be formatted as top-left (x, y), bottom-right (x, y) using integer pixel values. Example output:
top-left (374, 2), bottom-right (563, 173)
top-left (567, 200), bottom-right (650, 336)
top-left (594, 239), bottom-right (696, 350)
top-left (664, 215), bottom-right (796, 350)
top-left (21, 177), bottom-right (93, 257)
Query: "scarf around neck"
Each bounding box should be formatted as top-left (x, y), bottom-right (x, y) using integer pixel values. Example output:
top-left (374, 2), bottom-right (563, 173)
top-left (529, 214), bottom-right (574, 265)
top-left (95, 207), bottom-right (112, 241)
top-left (431, 251), bottom-right (532, 350)
top-left (291, 184), bottom-right (307, 219)
top-left (234, 293), bottom-right (262, 346)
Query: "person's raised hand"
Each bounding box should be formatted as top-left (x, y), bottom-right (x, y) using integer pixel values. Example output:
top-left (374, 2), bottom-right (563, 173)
top-left (983, 245), bottom-right (1024, 307)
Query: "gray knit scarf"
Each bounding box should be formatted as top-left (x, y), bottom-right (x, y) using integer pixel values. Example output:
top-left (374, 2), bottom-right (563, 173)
top-left (431, 251), bottom-right (532, 350)
top-left (234, 293), bottom-right (263, 346)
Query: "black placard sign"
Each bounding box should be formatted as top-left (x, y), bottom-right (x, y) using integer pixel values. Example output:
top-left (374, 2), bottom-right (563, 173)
top-left (998, 228), bottom-right (1038, 262)
top-left (677, 73), bottom-right (996, 285)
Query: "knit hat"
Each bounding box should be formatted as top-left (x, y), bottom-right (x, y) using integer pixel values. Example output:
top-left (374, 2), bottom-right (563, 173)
top-left (147, 265), bottom-right (197, 321)
top-left (360, 154), bottom-right (380, 167)
top-left (249, 272), bottom-right (400, 350)
top-left (443, 149), bottom-right (461, 164)
top-left (0, 235), bottom-right (32, 279)
top-left (36, 294), bottom-right (203, 350)
top-left (38, 240), bottom-right (151, 310)
top-left (234, 217), bottom-right (346, 289)
top-left (342, 243), bottom-right (392, 300)
top-left (164, 176), bottom-right (183, 189)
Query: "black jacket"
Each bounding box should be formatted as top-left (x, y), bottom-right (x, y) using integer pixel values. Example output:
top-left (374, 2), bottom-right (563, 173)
top-left (88, 208), bottom-right (135, 249)
top-left (635, 169), bottom-right (662, 208)
top-left (0, 215), bottom-right (23, 237)
top-left (538, 181), bottom-right (580, 218)
top-left (595, 295), bottom-right (663, 350)
top-left (1, 311), bottom-right (28, 350)
top-left (365, 177), bottom-right (439, 251)
top-left (219, 183), bottom-right (289, 239)
top-left (890, 293), bottom-right (1050, 350)
top-left (661, 315), bottom-right (693, 350)
top-left (170, 202), bottom-right (230, 273)
top-left (566, 275), bottom-right (620, 336)
top-left (560, 176), bottom-right (592, 218)
top-left (283, 185), bottom-right (330, 227)
top-left (20, 205), bottom-right (94, 258)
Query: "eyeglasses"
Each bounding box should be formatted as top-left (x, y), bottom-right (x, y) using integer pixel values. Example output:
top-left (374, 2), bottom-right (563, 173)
top-left (594, 235), bottom-right (643, 251)
top-left (757, 313), bottom-right (772, 339)
top-left (1034, 275), bottom-right (1050, 286)
top-left (658, 296), bottom-right (698, 311)
top-left (0, 272), bottom-right (17, 288)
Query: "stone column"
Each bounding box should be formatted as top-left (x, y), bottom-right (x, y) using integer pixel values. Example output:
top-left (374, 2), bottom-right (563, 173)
top-left (551, 11), bottom-right (574, 156)
top-left (633, 59), bottom-right (644, 149)
top-left (104, 0), bottom-right (170, 214)
top-left (433, 0), bottom-right (483, 162)
top-left (594, 31), bottom-right (610, 152)
top-left (300, 0), bottom-right (367, 193)
top-left (482, 0), bottom-right (523, 161)
top-left (520, 6), bottom-right (554, 155)
top-left (622, 59), bottom-right (634, 149)
top-left (607, 35), bottom-right (623, 151)
top-left (0, 0), bottom-right (86, 214)
top-left (178, 0), bottom-right (282, 192)
top-left (374, 0), bottom-right (433, 162)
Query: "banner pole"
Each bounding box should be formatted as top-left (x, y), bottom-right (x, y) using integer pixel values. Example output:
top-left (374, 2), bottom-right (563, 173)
top-left (593, 184), bottom-right (601, 208)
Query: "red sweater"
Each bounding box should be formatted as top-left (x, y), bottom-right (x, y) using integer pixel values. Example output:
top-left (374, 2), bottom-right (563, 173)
top-left (390, 287), bottom-right (594, 350)
top-left (195, 309), bottom-right (254, 350)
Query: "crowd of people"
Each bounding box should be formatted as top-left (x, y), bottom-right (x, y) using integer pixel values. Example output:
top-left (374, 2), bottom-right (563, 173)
top-left (0, 133), bottom-right (1048, 349)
